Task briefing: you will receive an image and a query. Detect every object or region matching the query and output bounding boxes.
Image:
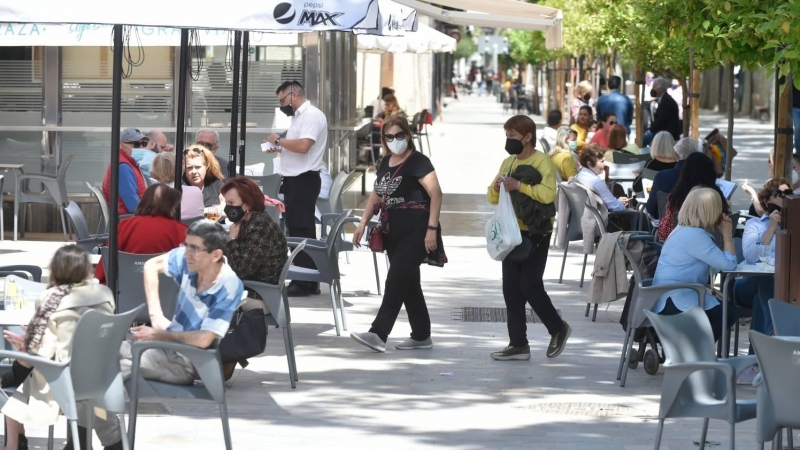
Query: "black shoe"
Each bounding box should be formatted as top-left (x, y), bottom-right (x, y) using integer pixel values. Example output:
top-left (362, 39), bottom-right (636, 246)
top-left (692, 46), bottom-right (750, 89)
top-left (18, 435), bottom-right (28, 450)
top-left (287, 283), bottom-right (310, 297)
top-left (490, 344), bottom-right (531, 361)
top-left (104, 441), bottom-right (124, 450)
top-left (63, 425), bottom-right (88, 450)
top-left (546, 320), bottom-right (571, 358)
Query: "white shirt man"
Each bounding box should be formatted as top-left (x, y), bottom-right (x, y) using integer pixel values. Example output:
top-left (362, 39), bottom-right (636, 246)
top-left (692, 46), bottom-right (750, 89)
top-left (266, 81), bottom-right (327, 296)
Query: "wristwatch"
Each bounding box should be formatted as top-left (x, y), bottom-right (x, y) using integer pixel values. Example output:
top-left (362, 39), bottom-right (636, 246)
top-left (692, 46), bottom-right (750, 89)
top-left (427, 225), bottom-right (438, 231)
top-left (275, 138), bottom-right (281, 148)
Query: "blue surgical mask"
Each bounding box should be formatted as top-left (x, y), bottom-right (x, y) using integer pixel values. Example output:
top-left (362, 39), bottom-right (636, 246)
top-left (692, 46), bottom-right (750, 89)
top-left (568, 141), bottom-right (578, 151)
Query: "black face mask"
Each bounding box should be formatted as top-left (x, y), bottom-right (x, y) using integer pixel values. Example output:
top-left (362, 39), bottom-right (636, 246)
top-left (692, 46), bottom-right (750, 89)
top-left (224, 204), bottom-right (246, 223)
top-left (650, 88), bottom-right (659, 98)
top-left (767, 203), bottom-right (782, 215)
top-left (279, 104), bottom-right (295, 117)
top-left (583, 94), bottom-right (591, 102)
top-left (505, 138), bottom-right (524, 155)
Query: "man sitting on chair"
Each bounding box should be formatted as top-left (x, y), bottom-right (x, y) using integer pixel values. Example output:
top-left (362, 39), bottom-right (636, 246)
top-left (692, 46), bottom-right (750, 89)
top-left (92, 220), bottom-right (244, 446)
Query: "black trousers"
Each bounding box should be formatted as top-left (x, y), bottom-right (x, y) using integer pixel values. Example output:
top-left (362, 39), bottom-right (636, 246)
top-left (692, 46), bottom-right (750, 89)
top-left (369, 227), bottom-right (431, 343)
top-left (283, 170), bottom-right (321, 288)
top-left (502, 232), bottom-right (563, 347)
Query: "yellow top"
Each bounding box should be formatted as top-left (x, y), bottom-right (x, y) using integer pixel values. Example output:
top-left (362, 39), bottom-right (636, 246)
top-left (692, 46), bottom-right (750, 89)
top-left (571, 123), bottom-right (589, 152)
top-left (550, 151), bottom-right (579, 181)
top-left (487, 151), bottom-right (557, 231)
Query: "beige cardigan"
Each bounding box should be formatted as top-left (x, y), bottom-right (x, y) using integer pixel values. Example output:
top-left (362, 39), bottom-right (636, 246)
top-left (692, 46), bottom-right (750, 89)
top-left (2, 282), bottom-right (115, 427)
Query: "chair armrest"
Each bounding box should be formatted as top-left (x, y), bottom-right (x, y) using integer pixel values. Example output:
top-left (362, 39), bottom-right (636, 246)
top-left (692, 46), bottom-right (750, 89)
top-left (0, 350), bottom-right (67, 373)
top-left (286, 237), bottom-right (326, 249)
top-left (130, 340), bottom-right (215, 359)
top-left (640, 283), bottom-right (708, 309)
top-left (18, 173), bottom-right (57, 182)
top-left (242, 280), bottom-right (286, 325)
top-left (129, 340), bottom-right (224, 402)
top-left (720, 354), bottom-right (758, 375)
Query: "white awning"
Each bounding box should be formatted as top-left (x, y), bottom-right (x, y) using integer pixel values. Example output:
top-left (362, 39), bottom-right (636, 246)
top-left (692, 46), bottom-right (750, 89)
top-left (0, 0), bottom-right (417, 36)
top-left (356, 23), bottom-right (455, 54)
top-left (393, 0), bottom-right (562, 49)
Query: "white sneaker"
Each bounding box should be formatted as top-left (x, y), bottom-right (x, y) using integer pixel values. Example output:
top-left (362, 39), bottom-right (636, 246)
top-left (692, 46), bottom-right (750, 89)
top-left (350, 331), bottom-right (386, 353)
top-left (736, 365), bottom-right (760, 385)
top-left (395, 337), bottom-right (433, 350)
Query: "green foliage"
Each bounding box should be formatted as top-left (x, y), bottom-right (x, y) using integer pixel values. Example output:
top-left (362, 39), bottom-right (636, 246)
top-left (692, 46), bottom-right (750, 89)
top-left (505, 29), bottom-right (549, 65)
top-left (453, 29), bottom-right (477, 60)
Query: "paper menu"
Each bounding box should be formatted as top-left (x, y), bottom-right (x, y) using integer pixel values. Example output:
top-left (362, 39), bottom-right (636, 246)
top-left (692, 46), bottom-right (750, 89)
top-left (261, 142), bottom-right (277, 152)
top-left (716, 178), bottom-right (738, 200)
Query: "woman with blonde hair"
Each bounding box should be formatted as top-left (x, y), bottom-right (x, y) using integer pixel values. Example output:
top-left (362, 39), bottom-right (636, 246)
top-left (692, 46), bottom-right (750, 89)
top-left (150, 152), bottom-right (204, 220)
top-left (570, 80), bottom-right (593, 123)
top-left (376, 93), bottom-right (406, 120)
top-left (651, 187), bottom-right (737, 342)
top-left (549, 126), bottom-right (579, 181)
top-left (2, 245), bottom-right (117, 450)
top-left (182, 145), bottom-right (225, 209)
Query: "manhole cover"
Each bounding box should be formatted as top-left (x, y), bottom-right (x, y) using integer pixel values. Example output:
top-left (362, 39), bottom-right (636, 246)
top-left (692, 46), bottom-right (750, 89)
top-left (453, 307), bottom-right (561, 324)
top-left (514, 402), bottom-right (640, 417)
top-left (125, 402), bottom-right (171, 416)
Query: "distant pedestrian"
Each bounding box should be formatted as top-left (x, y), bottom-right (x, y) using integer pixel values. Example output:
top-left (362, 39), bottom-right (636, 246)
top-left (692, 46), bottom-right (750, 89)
top-left (487, 115), bottom-right (570, 361)
top-left (643, 77), bottom-right (681, 145)
top-left (595, 76), bottom-right (633, 134)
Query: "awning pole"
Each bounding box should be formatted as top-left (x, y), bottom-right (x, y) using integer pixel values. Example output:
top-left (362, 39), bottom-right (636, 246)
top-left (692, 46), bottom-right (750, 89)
top-left (228, 31), bottom-right (242, 178)
top-left (174, 29), bottom-right (189, 198)
top-left (108, 24), bottom-right (123, 302)
top-left (238, 31), bottom-right (250, 176)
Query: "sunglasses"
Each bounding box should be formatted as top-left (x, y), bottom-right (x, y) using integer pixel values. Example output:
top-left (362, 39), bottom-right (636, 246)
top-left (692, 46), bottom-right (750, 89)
top-left (608, 121), bottom-right (617, 125)
top-left (183, 147), bottom-right (205, 155)
top-left (383, 131), bottom-right (407, 142)
top-left (126, 139), bottom-right (149, 149)
top-left (771, 189), bottom-right (793, 197)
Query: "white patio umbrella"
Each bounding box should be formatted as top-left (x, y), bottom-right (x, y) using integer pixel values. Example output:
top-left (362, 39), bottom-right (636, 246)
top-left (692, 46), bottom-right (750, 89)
top-left (356, 23), bottom-right (455, 54)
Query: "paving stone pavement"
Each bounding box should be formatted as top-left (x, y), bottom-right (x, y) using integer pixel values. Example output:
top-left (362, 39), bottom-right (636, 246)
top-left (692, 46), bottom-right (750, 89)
top-left (1, 95), bottom-right (788, 449)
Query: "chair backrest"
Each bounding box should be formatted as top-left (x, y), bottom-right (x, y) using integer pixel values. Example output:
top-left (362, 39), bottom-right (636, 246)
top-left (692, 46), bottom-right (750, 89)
top-left (63, 201), bottom-right (91, 241)
top-left (0, 265), bottom-right (42, 282)
top-left (85, 182), bottom-right (110, 233)
top-left (644, 307), bottom-right (722, 398)
top-left (559, 182), bottom-right (587, 241)
top-left (768, 299), bottom-right (800, 337)
top-left (325, 210), bottom-right (353, 278)
top-left (248, 174), bottom-right (282, 199)
top-left (410, 112), bottom-right (422, 132)
top-left (640, 168), bottom-right (658, 181)
top-left (584, 201), bottom-right (607, 237)
top-left (749, 331), bottom-right (800, 427)
top-left (613, 152), bottom-right (651, 165)
top-left (733, 237), bottom-right (744, 264)
top-left (242, 241), bottom-right (306, 328)
top-left (657, 191), bottom-right (669, 219)
top-left (69, 306), bottom-right (143, 406)
top-left (324, 171), bottom-right (350, 216)
top-left (51, 154), bottom-right (76, 204)
top-left (265, 204), bottom-right (281, 223)
top-left (100, 248), bottom-right (179, 323)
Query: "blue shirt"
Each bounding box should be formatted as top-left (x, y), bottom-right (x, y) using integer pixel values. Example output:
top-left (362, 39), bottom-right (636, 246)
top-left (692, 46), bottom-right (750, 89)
top-left (119, 164), bottom-right (141, 213)
top-left (132, 149), bottom-right (157, 179)
top-left (652, 226), bottom-right (737, 312)
top-left (165, 247), bottom-right (244, 338)
top-left (596, 90), bottom-right (634, 134)
top-left (645, 160), bottom-right (685, 219)
top-left (742, 215), bottom-right (776, 264)
top-left (576, 167), bottom-right (625, 212)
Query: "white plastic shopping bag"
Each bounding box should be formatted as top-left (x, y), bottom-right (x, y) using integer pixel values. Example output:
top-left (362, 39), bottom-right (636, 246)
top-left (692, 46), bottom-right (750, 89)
top-left (485, 183), bottom-right (522, 261)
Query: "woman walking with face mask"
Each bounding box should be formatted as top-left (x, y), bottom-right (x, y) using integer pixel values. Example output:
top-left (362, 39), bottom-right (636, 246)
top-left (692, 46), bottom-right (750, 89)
top-left (351, 115), bottom-right (445, 353)
top-left (487, 115), bottom-right (570, 361)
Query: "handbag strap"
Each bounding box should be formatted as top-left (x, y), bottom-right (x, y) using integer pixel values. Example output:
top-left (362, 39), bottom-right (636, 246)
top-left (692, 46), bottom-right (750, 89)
top-left (381, 151), bottom-right (416, 205)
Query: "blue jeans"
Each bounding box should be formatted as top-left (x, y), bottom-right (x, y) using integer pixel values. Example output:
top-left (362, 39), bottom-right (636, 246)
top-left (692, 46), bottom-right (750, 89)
top-left (643, 130), bottom-right (655, 147)
top-left (734, 276), bottom-right (775, 354)
top-left (793, 107), bottom-right (800, 153)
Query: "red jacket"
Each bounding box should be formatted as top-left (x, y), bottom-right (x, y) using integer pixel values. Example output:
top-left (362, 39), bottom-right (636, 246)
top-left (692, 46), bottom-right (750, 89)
top-left (94, 215), bottom-right (188, 284)
top-left (103, 150), bottom-right (147, 215)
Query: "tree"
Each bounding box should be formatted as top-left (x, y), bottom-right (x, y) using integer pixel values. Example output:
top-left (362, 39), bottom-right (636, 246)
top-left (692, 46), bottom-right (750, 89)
top-left (453, 28), bottom-right (477, 61)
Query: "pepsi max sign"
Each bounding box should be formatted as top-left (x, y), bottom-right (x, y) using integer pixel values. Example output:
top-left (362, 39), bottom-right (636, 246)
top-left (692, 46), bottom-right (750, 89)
top-left (273, 2), bottom-right (345, 27)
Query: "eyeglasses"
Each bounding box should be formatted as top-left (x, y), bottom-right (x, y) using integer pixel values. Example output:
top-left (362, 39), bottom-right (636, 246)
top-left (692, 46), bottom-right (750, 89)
top-left (279, 91), bottom-right (294, 106)
top-left (383, 131), bottom-right (407, 142)
top-left (180, 242), bottom-right (211, 255)
top-left (771, 189), bottom-right (793, 197)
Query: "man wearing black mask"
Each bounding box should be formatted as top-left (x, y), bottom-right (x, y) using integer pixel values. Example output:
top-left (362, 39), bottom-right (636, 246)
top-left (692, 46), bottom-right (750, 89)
top-left (266, 81), bottom-right (328, 296)
top-left (643, 77), bottom-right (681, 146)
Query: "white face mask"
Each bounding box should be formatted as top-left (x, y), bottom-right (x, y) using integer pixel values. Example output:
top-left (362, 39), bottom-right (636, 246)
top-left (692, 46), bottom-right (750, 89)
top-left (387, 138), bottom-right (408, 155)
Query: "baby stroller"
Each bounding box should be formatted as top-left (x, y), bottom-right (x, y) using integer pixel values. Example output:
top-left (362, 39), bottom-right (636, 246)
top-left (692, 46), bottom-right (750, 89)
top-left (618, 246), bottom-right (666, 380)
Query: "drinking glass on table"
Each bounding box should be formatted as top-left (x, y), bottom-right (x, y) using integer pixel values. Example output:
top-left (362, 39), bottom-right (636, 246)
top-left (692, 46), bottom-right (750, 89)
top-left (758, 243), bottom-right (771, 270)
top-left (205, 205), bottom-right (219, 221)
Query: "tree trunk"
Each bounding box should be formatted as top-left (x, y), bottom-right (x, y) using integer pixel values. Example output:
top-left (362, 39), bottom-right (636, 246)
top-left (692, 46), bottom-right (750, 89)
top-left (635, 65), bottom-right (643, 147)
top-left (681, 76), bottom-right (691, 138)
top-left (725, 62), bottom-right (736, 180)
top-left (774, 73), bottom-right (793, 180)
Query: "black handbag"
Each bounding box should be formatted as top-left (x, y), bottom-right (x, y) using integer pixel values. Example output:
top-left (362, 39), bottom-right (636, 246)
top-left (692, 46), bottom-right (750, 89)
top-left (219, 308), bottom-right (268, 367)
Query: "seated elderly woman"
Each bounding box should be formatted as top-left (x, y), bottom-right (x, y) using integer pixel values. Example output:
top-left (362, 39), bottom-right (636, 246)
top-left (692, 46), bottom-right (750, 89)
top-left (221, 176), bottom-right (288, 298)
top-left (2, 245), bottom-right (117, 450)
top-left (549, 126), bottom-right (579, 181)
top-left (632, 131), bottom-right (677, 193)
top-left (150, 152), bottom-right (204, 220)
top-left (656, 152), bottom-right (730, 242)
top-left (182, 145), bottom-right (225, 210)
top-left (576, 143), bottom-right (629, 212)
top-left (94, 184), bottom-right (187, 284)
top-left (652, 187), bottom-right (737, 342)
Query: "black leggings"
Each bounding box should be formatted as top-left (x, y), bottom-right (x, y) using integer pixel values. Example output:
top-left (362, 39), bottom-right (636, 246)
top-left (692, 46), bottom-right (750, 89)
top-left (369, 229), bottom-right (431, 343)
top-left (502, 232), bottom-right (563, 347)
top-left (1, 360), bottom-right (32, 389)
